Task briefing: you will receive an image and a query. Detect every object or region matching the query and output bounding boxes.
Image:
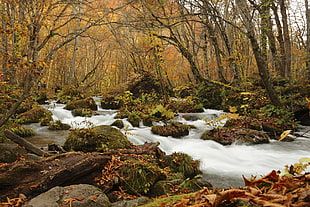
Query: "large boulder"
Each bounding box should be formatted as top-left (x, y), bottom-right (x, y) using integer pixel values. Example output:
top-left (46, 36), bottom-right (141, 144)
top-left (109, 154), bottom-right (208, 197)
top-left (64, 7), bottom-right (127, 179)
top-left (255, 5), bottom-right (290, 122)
top-left (24, 184), bottom-right (111, 207)
top-left (15, 105), bottom-right (53, 124)
top-left (200, 128), bottom-right (270, 145)
top-left (65, 97), bottom-right (97, 111)
top-left (63, 125), bottom-right (132, 152)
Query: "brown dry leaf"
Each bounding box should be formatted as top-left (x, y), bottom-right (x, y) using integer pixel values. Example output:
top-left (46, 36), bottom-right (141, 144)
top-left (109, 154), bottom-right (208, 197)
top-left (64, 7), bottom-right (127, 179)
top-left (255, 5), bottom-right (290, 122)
top-left (214, 189), bottom-right (246, 206)
top-left (252, 197), bottom-right (286, 207)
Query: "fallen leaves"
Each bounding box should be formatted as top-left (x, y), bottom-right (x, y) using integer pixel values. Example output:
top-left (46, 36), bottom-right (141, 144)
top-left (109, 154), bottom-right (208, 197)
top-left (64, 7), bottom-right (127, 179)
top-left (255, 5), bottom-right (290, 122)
top-left (162, 170), bottom-right (310, 207)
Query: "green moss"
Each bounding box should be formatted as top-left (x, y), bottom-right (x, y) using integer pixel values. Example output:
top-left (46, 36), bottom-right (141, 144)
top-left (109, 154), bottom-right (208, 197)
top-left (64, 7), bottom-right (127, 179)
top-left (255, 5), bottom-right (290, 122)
top-left (141, 193), bottom-right (194, 207)
top-left (48, 120), bottom-right (71, 130)
top-left (128, 112), bottom-right (141, 127)
top-left (120, 158), bottom-right (165, 195)
top-left (162, 152), bottom-right (201, 178)
top-left (15, 105), bottom-right (52, 124)
top-left (64, 125), bottom-right (131, 152)
top-left (8, 125), bottom-right (35, 137)
top-left (65, 97), bottom-right (97, 111)
top-left (71, 108), bottom-right (95, 117)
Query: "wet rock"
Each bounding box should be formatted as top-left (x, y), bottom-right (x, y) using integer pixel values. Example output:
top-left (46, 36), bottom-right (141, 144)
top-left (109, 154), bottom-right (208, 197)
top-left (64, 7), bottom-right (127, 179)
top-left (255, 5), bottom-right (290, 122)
top-left (101, 95), bottom-right (121, 109)
top-left (200, 128), bottom-right (270, 145)
top-left (294, 108), bottom-right (310, 126)
top-left (151, 122), bottom-right (191, 138)
top-left (111, 120), bottom-right (124, 129)
top-left (72, 108), bottom-right (96, 117)
top-left (48, 120), bottom-right (71, 130)
top-left (128, 113), bottom-right (141, 127)
top-left (24, 184), bottom-right (111, 207)
top-left (162, 152), bottom-right (201, 178)
top-left (65, 97), bottom-right (97, 111)
top-left (182, 114), bottom-right (199, 121)
top-left (64, 125), bottom-right (132, 152)
top-left (111, 197), bottom-right (149, 207)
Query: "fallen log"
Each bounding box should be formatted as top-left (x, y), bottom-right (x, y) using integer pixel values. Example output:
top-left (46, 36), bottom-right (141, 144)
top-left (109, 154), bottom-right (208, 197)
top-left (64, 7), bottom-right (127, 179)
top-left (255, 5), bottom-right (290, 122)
top-left (4, 129), bottom-right (50, 157)
top-left (0, 142), bottom-right (163, 201)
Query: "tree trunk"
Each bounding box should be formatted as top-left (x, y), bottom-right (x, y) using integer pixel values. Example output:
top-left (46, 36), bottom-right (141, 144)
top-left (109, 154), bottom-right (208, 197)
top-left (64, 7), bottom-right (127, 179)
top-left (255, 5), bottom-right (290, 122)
top-left (279, 0), bottom-right (291, 78)
top-left (306, 0), bottom-right (310, 79)
top-left (236, 0), bottom-right (281, 106)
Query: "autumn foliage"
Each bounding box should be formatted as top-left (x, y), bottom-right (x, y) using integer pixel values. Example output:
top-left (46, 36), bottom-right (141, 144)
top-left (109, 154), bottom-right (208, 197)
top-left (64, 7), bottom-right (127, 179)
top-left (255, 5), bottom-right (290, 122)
top-left (161, 171), bottom-right (310, 207)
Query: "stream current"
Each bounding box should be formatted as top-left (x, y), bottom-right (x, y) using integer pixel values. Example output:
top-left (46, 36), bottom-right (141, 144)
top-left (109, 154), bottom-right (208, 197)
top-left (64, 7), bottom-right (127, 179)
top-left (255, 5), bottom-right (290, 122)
top-left (26, 100), bottom-right (310, 188)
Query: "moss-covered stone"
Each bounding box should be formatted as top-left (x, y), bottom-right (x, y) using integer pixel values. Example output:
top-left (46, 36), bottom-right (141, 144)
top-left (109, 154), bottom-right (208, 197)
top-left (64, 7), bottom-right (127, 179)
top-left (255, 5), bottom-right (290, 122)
top-left (15, 105), bottom-right (53, 124)
top-left (200, 128), bottom-right (270, 145)
top-left (101, 95), bottom-right (121, 109)
top-left (71, 108), bottom-right (96, 117)
top-left (128, 112), bottom-right (141, 127)
top-left (111, 120), bottom-right (124, 129)
top-left (162, 152), bottom-right (201, 179)
top-left (48, 120), bottom-right (71, 130)
top-left (65, 97), bottom-right (97, 111)
top-left (63, 125), bottom-right (132, 152)
top-left (151, 122), bottom-right (191, 138)
top-left (120, 157), bottom-right (166, 195)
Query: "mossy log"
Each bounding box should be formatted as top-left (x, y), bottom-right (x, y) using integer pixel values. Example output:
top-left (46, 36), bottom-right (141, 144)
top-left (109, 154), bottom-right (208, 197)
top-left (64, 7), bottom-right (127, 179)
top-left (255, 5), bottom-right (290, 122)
top-left (0, 142), bottom-right (162, 201)
top-left (4, 129), bottom-right (50, 157)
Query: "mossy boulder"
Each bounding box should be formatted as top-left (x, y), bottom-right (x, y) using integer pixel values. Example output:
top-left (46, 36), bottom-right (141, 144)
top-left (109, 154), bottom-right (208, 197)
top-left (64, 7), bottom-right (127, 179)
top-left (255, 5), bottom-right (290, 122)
top-left (151, 122), bottom-right (192, 138)
top-left (48, 120), bottom-right (71, 130)
top-left (224, 116), bottom-right (296, 139)
top-left (128, 112), bottom-right (141, 127)
top-left (200, 128), bottom-right (270, 145)
top-left (101, 95), bottom-right (121, 109)
top-left (162, 152), bottom-right (201, 179)
top-left (15, 105), bottom-right (53, 124)
top-left (111, 120), bottom-right (124, 129)
top-left (63, 125), bottom-right (132, 152)
top-left (71, 108), bottom-right (96, 117)
top-left (65, 97), bottom-right (97, 111)
top-left (120, 157), bottom-right (166, 195)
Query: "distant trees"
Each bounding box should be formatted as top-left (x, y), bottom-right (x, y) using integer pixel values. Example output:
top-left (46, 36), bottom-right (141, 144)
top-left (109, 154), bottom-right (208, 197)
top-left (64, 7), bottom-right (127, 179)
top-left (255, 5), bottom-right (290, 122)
top-left (0, 0), bottom-right (135, 127)
top-left (0, 0), bottom-right (309, 107)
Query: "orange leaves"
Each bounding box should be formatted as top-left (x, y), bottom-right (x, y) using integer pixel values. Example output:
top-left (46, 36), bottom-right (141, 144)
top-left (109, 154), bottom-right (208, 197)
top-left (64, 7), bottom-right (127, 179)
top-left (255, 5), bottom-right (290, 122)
top-left (95, 155), bottom-right (123, 186)
top-left (63, 197), bottom-right (85, 207)
top-left (164, 171), bottom-right (310, 206)
top-left (0, 195), bottom-right (26, 207)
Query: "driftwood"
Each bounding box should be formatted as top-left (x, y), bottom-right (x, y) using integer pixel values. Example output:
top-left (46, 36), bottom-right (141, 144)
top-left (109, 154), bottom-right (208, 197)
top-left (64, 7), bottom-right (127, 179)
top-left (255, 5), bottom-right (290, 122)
top-left (4, 129), bottom-right (50, 157)
top-left (0, 141), bottom-right (162, 201)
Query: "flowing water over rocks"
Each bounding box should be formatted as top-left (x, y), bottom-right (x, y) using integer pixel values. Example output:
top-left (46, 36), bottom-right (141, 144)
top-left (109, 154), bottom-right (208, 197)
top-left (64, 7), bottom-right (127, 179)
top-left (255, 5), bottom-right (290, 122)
top-left (26, 101), bottom-right (310, 188)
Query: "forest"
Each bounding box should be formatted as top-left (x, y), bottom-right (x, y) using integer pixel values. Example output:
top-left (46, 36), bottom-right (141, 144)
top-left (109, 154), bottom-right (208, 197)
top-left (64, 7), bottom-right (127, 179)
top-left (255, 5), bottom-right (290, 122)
top-left (0, 0), bottom-right (310, 206)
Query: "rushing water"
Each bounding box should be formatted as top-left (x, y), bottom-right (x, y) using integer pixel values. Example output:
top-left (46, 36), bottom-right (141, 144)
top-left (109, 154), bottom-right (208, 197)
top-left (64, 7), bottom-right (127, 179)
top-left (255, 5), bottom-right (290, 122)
top-left (26, 101), bottom-right (310, 188)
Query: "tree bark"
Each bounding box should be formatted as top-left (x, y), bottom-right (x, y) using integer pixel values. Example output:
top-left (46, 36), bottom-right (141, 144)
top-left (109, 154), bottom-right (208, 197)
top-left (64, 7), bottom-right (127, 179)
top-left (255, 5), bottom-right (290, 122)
top-left (4, 130), bottom-right (50, 157)
top-left (306, 0), bottom-right (310, 79)
top-left (236, 0), bottom-right (281, 106)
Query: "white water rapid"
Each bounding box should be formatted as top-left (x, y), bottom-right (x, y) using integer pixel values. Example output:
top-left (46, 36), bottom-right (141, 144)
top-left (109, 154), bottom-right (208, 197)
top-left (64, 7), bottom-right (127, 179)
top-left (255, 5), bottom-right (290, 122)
top-left (27, 100), bottom-right (310, 188)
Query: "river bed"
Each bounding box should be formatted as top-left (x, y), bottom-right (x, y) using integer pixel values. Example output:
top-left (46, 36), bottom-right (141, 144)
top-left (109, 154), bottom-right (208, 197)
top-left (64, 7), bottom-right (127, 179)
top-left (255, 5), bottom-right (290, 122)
top-left (25, 102), bottom-right (310, 188)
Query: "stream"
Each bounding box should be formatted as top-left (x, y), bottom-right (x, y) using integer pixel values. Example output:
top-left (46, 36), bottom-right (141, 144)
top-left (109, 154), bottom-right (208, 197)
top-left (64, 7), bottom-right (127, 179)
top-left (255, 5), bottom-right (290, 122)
top-left (26, 100), bottom-right (310, 188)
